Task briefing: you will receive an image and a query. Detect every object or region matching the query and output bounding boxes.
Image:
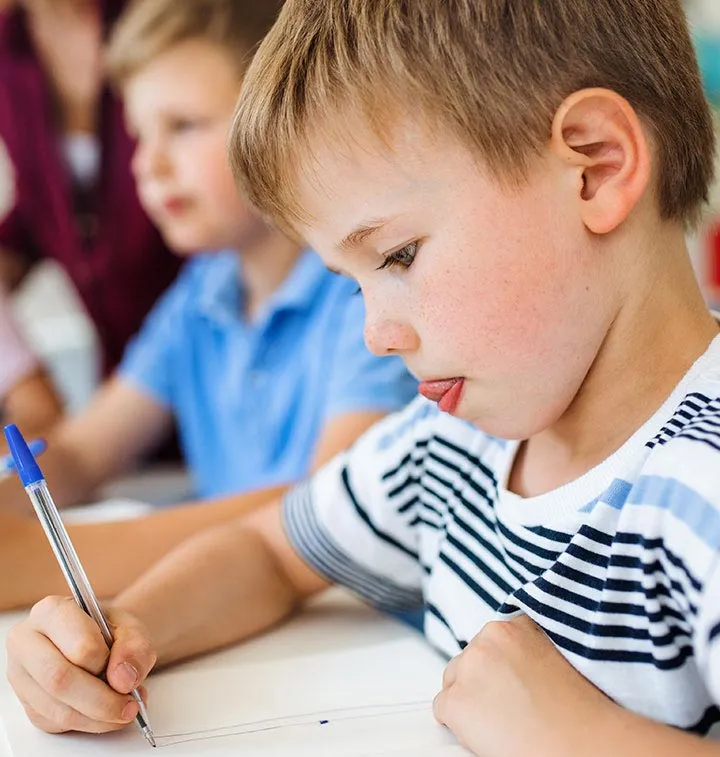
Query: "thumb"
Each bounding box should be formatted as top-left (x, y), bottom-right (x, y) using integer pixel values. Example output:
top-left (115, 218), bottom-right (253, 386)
top-left (104, 609), bottom-right (157, 695)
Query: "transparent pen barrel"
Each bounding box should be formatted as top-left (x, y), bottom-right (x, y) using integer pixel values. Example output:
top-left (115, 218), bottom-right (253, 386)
top-left (26, 482), bottom-right (115, 647)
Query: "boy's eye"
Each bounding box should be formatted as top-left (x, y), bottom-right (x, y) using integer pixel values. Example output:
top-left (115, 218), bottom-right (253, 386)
top-left (377, 241), bottom-right (419, 272)
top-left (169, 118), bottom-right (202, 134)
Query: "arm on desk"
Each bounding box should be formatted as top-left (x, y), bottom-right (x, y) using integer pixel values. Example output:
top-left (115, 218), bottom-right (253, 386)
top-left (0, 376), bottom-right (172, 515)
top-left (0, 484), bottom-right (286, 610)
top-left (2, 367), bottom-right (63, 444)
top-left (0, 403), bottom-right (387, 607)
top-left (6, 497), bottom-right (330, 735)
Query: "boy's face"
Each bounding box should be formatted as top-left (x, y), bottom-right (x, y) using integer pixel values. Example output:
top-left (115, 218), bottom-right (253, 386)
top-left (124, 39), bottom-right (260, 254)
top-left (295, 122), bottom-right (618, 439)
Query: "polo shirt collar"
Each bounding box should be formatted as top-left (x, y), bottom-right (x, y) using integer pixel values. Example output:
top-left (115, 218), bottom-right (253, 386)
top-left (198, 248), bottom-right (327, 327)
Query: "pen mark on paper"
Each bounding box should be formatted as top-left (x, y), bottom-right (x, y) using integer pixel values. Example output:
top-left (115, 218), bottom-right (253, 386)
top-left (153, 700), bottom-right (431, 748)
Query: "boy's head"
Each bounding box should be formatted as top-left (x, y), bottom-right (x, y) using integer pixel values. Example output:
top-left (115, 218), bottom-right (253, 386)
top-left (107, 0), bottom-right (283, 254)
top-left (229, 0), bottom-right (717, 439)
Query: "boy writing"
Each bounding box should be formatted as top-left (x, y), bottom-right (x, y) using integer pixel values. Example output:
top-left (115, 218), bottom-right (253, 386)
top-left (0, 0), bottom-right (416, 516)
top-left (6, 0), bottom-right (720, 754)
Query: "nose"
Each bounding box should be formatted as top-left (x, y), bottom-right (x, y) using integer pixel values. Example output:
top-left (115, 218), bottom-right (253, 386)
top-left (363, 307), bottom-right (419, 358)
top-left (131, 137), bottom-right (171, 182)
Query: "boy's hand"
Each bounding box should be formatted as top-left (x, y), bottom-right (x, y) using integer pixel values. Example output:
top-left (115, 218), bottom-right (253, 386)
top-left (6, 596), bottom-right (156, 734)
top-left (433, 615), bottom-right (617, 757)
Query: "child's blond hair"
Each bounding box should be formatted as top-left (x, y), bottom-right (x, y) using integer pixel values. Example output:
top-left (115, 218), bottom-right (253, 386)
top-left (106, 0), bottom-right (283, 85)
top-left (230, 0), bottom-right (716, 232)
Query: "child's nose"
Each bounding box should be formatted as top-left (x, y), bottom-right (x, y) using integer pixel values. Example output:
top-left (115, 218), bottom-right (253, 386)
top-left (132, 141), bottom-right (170, 181)
top-left (364, 316), bottom-right (419, 357)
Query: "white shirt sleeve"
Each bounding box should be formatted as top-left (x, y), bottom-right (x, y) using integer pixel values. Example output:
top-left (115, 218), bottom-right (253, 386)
top-left (0, 288), bottom-right (37, 401)
top-left (282, 397), bottom-right (437, 611)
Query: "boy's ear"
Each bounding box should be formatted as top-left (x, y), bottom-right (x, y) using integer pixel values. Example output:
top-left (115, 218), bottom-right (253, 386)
top-left (550, 88), bottom-right (651, 235)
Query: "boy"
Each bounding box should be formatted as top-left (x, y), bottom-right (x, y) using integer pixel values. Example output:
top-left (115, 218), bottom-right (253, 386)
top-left (6, 1), bottom-right (720, 755)
top-left (0, 0), bottom-right (416, 516)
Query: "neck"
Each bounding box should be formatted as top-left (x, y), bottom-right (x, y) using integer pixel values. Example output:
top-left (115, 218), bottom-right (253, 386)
top-left (509, 222), bottom-right (719, 497)
top-left (236, 228), bottom-right (302, 320)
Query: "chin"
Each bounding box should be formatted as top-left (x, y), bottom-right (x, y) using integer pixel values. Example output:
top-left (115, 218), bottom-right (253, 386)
top-left (460, 404), bottom-right (550, 442)
top-left (160, 228), bottom-right (211, 256)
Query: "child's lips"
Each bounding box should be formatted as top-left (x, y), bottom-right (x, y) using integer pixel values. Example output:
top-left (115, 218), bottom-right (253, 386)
top-left (418, 378), bottom-right (465, 414)
top-left (162, 196), bottom-right (190, 215)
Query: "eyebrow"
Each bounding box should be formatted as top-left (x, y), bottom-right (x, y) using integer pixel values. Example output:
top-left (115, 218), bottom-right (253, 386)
top-left (338, 218), bottom-right (390, 253)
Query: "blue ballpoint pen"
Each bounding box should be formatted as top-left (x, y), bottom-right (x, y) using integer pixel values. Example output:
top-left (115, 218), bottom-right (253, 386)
top-left (3, 425), bottom-right (156, 748)
top-left (0, 438), bottom-right (46, 476)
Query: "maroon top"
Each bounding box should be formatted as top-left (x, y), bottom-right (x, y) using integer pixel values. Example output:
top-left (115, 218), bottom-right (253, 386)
top-left (0, 2), bottom-right (181, 374)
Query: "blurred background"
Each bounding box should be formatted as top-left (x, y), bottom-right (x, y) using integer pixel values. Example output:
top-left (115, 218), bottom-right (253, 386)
top-left (3, 0), bottom-right (720, 416)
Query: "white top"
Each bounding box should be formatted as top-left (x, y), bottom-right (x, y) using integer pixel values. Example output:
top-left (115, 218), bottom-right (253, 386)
top-left (62, 133), bottom-right (101, 189)
top-left (0, 136), bottom-right (15, 222)
top-left (0, 288), bottom-right (37, 400)
top-left (285, 333), bottom-right (720, 737)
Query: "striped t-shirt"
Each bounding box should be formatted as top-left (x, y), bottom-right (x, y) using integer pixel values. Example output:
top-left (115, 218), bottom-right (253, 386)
top-left (284, 334), bottom-right (720, 737)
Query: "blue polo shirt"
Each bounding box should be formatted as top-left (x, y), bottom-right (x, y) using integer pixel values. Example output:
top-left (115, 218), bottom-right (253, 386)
top-left (119, 250), bottom-right (417, 499)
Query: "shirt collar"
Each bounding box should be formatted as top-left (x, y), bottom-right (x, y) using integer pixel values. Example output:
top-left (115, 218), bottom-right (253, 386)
top-left (255, 248), bottom-right (329, 320)
top-left (198, 248), bottom-right (328, 327)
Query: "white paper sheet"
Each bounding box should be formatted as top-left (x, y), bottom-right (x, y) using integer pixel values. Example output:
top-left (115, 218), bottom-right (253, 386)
top-left (0, 592), bottom-right (466, 755)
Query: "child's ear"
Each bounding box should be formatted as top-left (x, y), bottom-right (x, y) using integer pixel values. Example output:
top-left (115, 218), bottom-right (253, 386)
top-left (550, 88), bottom-right (651, 234)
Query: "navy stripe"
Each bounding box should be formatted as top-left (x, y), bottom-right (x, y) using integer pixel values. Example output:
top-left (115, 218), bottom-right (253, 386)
top-left (566, 542), bottom-right (610, 569)
top-left (426, 450), bottom-right (495, 508)
top-left (611, 534), bottom-right (703, 592)
top-left (425, 468), bottom-right (496, 534)
top-left (676, 431), bottom-right (720, 454)
top-left (515, 588), bottom-right (691, 648)
top-left (387, 474), bottom-right (420, 499)
top-left (380, 439), bottom-right (430, 482)
top-left (685, 705), bottom-right (720, 736)
top-left (527, 524), bottom-right (575, 543)
top-left (445, 531), bottom-right (515, 595)
top-left (438, 552), bottom-right (504, 610)
top-left (578, 525), bottom-right (615, 548)
top-left (532, 576), bottom-right (693, 631)
top-left (341, 467), bottom-right (419, 561)
top-left (647, 393), bottom-right (715, 448)
top-left (710, 620), bottom-right (720, 644)
top-left (431, 435), bottom-right (499, 487)
top-left (447, 509), bottom-right (525, 585)
top-left (426, 602), bottom-right (466, 651)
top-left (544, 626), bottom-right (695, 670)
top-left (409, 513), bottom-right (443, 530)
top-left (549, 561), bottom-right (693, 622)
top-left (498, 537), bottom-right (548, 580)
top-left (496, 519), bottom-right (564, 562)
top-left (397, 495), bottom-right (420, 514)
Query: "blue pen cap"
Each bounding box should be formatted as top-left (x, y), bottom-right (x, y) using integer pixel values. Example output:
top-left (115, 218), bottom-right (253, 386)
top-left (3, 425), bottom-right (44, 486)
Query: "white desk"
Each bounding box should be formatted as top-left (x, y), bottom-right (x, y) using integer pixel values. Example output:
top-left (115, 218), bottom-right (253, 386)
top-left (0, 591), bottom-right (467, 756)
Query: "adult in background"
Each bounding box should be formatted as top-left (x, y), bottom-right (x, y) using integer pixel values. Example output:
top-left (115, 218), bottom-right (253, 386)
top-left (0, 0), bottom-right (180, 375)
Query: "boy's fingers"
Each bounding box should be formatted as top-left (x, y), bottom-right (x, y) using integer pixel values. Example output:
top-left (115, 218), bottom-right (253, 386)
top-left (105, 612), bottom-right (157, 695)
top-left (26, 596), bottom-right (109, 676)
top-left (441, 654), bottom-right (460, 689)
top-left (11, 664), bottom-right (133, 735)
top-left (15, 631), bottom-right (136, 725)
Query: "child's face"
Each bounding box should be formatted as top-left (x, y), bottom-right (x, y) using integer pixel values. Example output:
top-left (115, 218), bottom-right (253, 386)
top-left (295, 122), bottom-right (618, 439)
top-left (124, 39), bottom-right (261, 254)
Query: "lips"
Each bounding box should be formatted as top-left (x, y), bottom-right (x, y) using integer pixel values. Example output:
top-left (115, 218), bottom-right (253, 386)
top-left (418, 378), bottom-right (465, 415)
top-left (161, 197), bottom-right (189, 215)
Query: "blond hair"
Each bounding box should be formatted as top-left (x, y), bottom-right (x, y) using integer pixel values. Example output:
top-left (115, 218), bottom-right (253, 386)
top-left (230, 0), bottom-right (716, 232)
top-left (106, 0), bottom-right (283, 85)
